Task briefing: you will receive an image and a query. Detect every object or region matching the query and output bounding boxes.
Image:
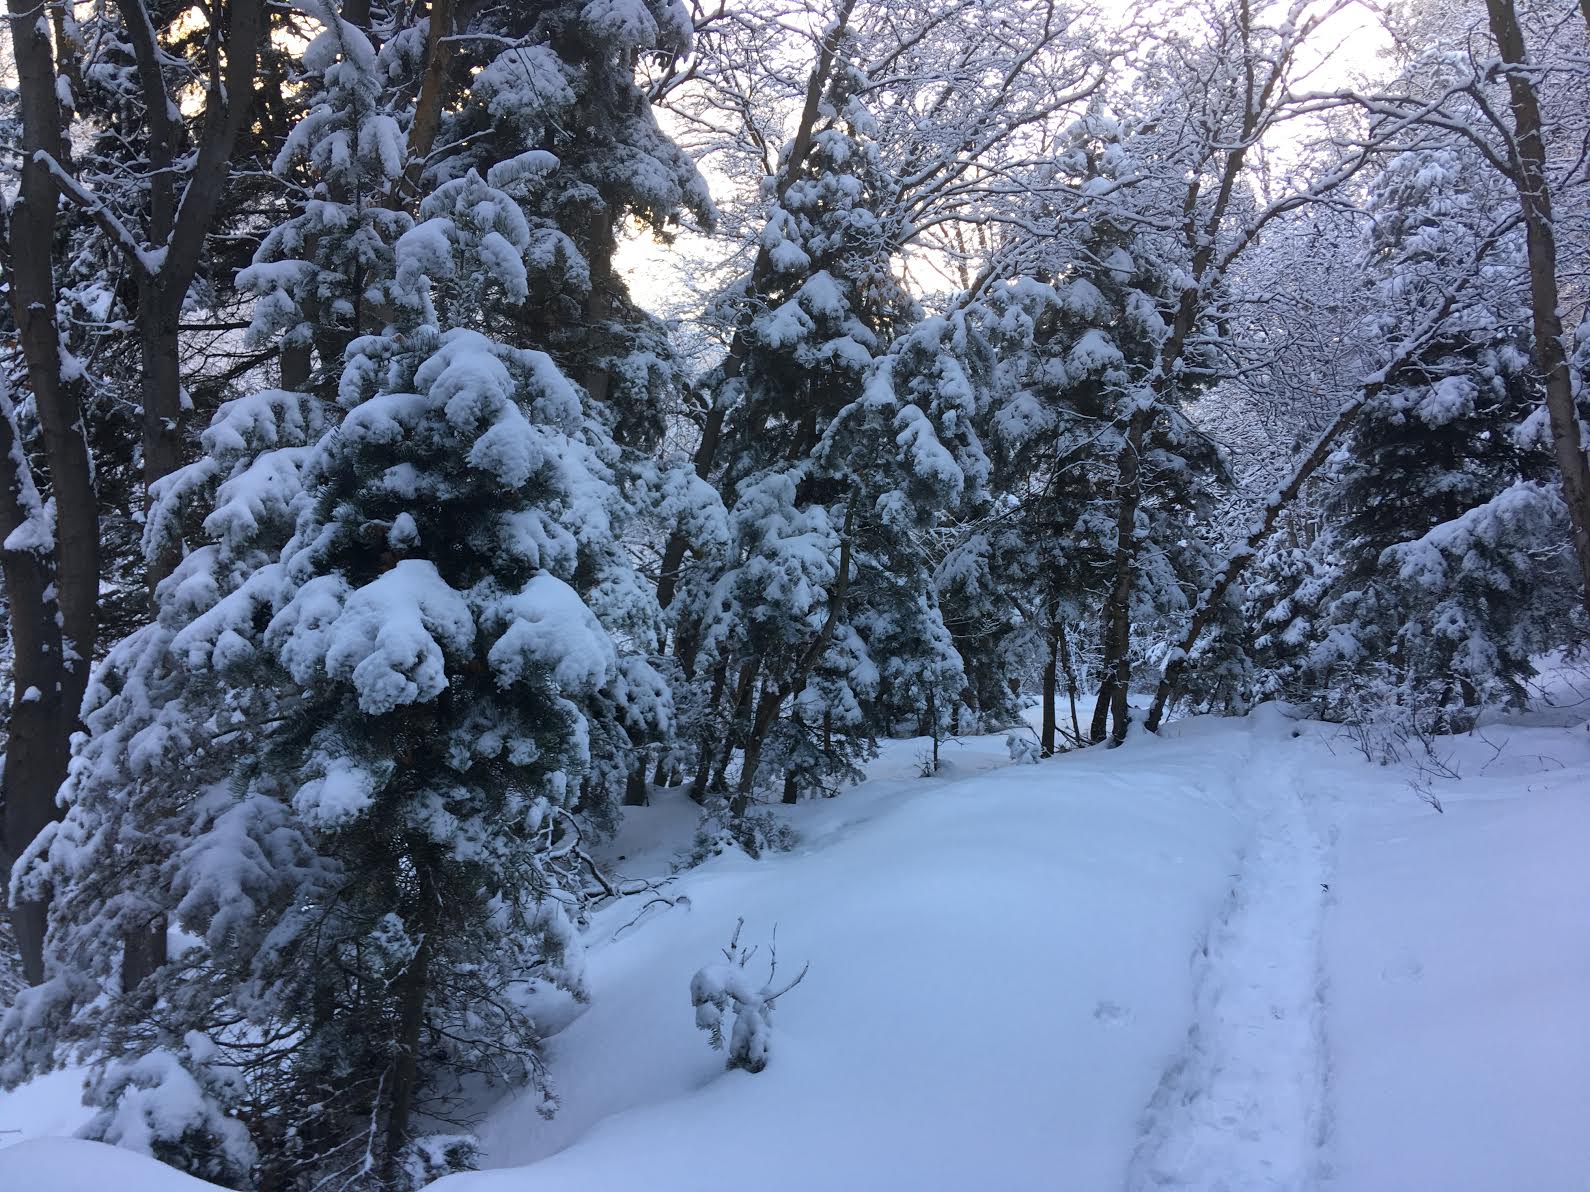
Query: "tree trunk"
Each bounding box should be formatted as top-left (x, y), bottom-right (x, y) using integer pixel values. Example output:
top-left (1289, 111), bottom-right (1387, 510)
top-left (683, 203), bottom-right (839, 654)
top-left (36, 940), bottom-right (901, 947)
top-left (391, 0), bottom-right (461, 209)
top-left (0, 399), bottom-right (67, 987)
top-left (121, 292), bottom-right (183, 992)
top-left (138, 300), bottom-right (184, 590)
top-left (623, 761), bottom-right (649, 807)
top-left (688, 660), bottom-right (729, 802)
top-left (1040, 630), bottom-right (1058, 757)
top-left (1483, 0), bottom-right (1590, 616)
top-left (1089, 675), bottom-right (1113, 744)
top-left (3, 0), bottom-right (96, 985)
top-left (383, 865), bottom-right (435, 1182)
top-left (1056, 622), bottom-right (1082, 743)
top-left (1096, 404), bottom-right (1151, 745)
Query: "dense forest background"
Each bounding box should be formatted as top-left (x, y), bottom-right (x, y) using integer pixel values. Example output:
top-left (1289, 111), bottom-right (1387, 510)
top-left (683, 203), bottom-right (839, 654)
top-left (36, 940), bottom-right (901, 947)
top-left (1, 0), bottom-right (1588, 1187)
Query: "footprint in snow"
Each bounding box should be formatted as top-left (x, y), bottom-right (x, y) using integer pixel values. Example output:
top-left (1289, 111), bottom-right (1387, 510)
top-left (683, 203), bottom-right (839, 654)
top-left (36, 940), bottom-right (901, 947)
top-left (1093, 1000), bottom-right (1133, 1025)
top-left (1381, 956), bottom-right (1424, 983)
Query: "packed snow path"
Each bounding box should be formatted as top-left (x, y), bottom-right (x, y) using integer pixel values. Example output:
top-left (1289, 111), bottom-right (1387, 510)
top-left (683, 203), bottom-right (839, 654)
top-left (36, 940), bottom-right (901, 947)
top-left (1127, 709), bottom-right (1332, 1190)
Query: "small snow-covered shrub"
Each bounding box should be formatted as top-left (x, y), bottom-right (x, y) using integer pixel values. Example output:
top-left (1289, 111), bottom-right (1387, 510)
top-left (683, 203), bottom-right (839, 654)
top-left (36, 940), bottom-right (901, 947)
top-left (685, 796), bottom-right (797, 865)
top-left (1007, 732), bottom-right (1041, 764)
top-left (690, 919), bottom-right (808, 1074)
top-left (83, 1036), bottom-right (256, 1188)
top-left (402, 1134), bottom-right (480, 1190)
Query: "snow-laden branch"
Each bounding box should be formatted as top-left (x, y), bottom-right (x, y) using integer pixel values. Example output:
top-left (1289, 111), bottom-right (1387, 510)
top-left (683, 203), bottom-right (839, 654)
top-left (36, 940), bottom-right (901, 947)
top-left (34, 150), bottom-right (166, 275)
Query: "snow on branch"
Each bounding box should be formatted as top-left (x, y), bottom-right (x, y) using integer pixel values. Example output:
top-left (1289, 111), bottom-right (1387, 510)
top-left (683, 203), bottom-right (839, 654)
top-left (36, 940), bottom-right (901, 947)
top-left (35, 151), bottom-right (166, 276)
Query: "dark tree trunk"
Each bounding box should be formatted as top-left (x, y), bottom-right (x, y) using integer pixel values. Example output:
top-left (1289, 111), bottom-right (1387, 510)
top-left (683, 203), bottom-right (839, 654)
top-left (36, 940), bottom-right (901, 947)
top-left (1089, 676), bottom-right (1113, 744)
top-left (0, 407), bottom-right (68, 987)
top-left (383, 864), bottom-right (436, 1182)
top-left (623, 762), bottom-right (649, 807)
top-left (1040, 631), bottom-right (1058, 757)
top-left (1056, 622), bottom-right (1081, 743)
top-left (138, 302), bottom-right (184, 590)
top-left (3, 0), bottom-right (96, 985)
top-left (1095, 406), bottom-right (1152, 745)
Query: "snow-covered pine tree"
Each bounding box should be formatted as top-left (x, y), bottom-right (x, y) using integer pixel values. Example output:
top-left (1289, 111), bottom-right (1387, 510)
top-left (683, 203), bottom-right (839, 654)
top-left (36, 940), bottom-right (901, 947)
top-left (0, 377), bottom-right (332, 1186)
top-left (435, 0), bottom-right (713, 446)
top-left (241, 0), bottom-right (415, 394)
top-left (965, 111), bottom-right (1230, 747)
top-left (416, 0), bottom-right (716, 809)
top-left (1301, 148), bottom-right (1575, 729)
top-left (1, 15), bottom-right (661, 1183)
top-left (682, 40), bottom-right (980, 834)
top-left (1241, 512), bottom-right (1341, 705)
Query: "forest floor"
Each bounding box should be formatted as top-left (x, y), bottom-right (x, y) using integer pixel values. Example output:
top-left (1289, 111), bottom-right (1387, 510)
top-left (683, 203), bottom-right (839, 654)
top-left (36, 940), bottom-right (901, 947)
top-left (4, 679), bottom-right (1590, 1191)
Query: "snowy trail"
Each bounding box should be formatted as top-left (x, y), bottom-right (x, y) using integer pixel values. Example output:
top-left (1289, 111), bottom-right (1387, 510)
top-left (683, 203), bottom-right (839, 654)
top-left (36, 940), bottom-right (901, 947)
top-left (1126, 714), bottom-right (1333, 1191)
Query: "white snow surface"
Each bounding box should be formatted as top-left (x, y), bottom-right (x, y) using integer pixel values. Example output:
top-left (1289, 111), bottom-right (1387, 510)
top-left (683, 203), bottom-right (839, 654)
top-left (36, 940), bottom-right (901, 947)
top-left (4, 694), bottom-right (1590, 1190)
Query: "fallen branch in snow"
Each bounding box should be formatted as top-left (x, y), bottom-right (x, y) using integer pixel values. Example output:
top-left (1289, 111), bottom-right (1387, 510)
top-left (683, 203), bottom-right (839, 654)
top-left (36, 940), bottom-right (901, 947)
top-left (611, 891), bottom-right (692, 942)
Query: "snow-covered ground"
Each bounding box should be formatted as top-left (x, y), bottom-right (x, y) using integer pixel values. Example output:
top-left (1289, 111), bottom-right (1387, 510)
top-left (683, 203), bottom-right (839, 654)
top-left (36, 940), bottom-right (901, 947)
top-left (4, 693), bottom-right (1589, 1191)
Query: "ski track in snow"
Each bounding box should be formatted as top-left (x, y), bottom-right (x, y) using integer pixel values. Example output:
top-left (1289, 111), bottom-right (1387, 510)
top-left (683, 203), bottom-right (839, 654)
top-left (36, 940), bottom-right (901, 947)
top-left (1125, 717), bottom-right (1333, 1192)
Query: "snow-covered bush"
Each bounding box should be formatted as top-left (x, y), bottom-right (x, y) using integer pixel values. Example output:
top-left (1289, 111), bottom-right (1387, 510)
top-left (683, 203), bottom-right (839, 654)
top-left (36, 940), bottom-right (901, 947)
top-left (690, 919), bottom-right (808, 1074)
top-left (684, 799), bottom-right (797, 866)
top-left (1007, 733), bottom-right (1041, 765)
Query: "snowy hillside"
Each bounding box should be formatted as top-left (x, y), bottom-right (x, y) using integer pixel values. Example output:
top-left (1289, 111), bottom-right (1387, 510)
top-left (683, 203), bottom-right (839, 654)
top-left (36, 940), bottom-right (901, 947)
top-left (6, 700), bottom-right (1588, 1191)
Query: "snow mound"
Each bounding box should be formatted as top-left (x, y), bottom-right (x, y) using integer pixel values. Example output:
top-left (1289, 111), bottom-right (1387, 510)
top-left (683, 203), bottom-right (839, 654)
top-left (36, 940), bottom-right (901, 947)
top-left (0, 1137), bottom-right (225, 1191)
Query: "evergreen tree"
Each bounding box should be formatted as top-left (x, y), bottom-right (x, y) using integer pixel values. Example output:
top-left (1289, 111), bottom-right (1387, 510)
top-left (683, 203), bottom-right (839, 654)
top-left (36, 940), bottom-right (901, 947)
top-left (441, 0), bottom-right (714, 443)
top-left (680, 41), bottom-right (982, 836)
top-left (1298, 148), bottom-right (1575, 728)
top-left (241, 1), bottom-right (415, 394)
top-left (426, 0), bottom-right (717, 808)
top-left (964, 112), bottom-right (1231, 747)
top-left (1, 16), bottom-right (663, 1182)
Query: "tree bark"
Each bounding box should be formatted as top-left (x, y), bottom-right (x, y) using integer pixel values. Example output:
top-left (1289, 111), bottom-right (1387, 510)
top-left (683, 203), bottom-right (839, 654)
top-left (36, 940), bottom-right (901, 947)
top-left (391, 0), bottom-right (461, 209)
top-left (1089, 676), bottom-right (1113, 743)
top-left (0, 398), bottom-right (68, 987)
top-left (1482, 0), bottom-right (1590, 616)
top-left (1040, 630), bottom-right (1058, 757)
top-left (3, 0), bottom-right (97, 985)
top-left (1094, 403), bottom-right (1151, 744)
top-left (383, 863), bottom-right (435, 1182)
top-left (623, 762), bottom-right (650, 807)
top-left (1056, 621), bottom-right (1082, 743)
